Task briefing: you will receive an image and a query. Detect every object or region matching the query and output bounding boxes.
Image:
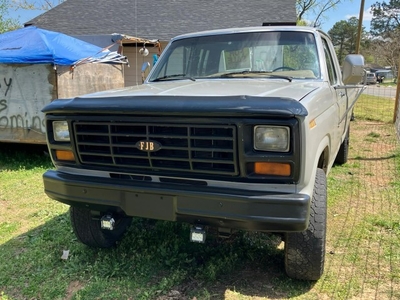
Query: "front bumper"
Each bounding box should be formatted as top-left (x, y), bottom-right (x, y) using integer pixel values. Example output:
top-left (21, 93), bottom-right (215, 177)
top-left (43, 170), bottom-right (310, 232)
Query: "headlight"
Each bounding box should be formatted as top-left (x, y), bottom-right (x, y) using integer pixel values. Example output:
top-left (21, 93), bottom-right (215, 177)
top-left (254, 126), bottom-right (290, 152)
top-left (53, 121), bottom-right (70, 142)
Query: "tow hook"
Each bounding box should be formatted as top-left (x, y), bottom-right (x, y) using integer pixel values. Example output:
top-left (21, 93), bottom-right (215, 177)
top-left (190, 225), bottom-right (206, 243)
top-left (100, 215), bottom-right (115, 230)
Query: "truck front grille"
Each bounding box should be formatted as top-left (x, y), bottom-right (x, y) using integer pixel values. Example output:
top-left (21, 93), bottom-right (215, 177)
top-left (73, 122), bottom-right (238, 176)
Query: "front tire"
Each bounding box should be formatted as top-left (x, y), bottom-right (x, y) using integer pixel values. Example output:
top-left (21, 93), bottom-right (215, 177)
top-left (284, 168), bottom-right (327, 280)
top-left (70, 207), bottom-right (132, 248)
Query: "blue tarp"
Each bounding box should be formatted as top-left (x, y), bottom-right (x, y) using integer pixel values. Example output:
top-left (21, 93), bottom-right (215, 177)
top-left (0, 26), bottom-right (114, 65)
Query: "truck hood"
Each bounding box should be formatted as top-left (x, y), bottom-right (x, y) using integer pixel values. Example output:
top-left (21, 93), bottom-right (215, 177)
top-left (81, 79), bottom-right (322, 100)
top-left (43, 79), bottom-right (322, 117)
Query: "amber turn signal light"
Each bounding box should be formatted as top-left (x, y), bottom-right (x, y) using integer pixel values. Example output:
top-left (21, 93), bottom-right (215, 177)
top-left (55, 150), bottom-right (75, 161)
top-left (254, 162), bottom-right (291, 176)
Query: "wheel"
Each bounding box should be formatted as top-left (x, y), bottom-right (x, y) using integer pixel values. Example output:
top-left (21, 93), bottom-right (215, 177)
top-left (70, 207), bottom-right (132, 248)
top-left (335, 126), bottom-right (350, 165)
top-left (284, 168), bottom-right (327, 280)
top-left (272, 66), bottom-right (295, 72)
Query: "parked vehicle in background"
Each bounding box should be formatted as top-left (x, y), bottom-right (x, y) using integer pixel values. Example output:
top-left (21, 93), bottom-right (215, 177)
top-left (373, 69), bottom-right (394, 82)
top-left (366, 72), bottom-right (377, 84)
top-left (42, 25), bottom-right (365, 281)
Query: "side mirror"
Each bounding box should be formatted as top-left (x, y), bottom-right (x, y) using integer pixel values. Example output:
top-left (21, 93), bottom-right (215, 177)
top-left (342, 54), bottom-right (365, 85)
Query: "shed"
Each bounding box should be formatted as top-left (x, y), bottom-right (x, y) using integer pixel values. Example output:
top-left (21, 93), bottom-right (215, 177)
top-left (0, 26), bottom-right (127, 144)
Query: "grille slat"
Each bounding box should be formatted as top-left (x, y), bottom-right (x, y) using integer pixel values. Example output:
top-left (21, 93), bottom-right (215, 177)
top-left (74, 122), bottom-right (238, 176)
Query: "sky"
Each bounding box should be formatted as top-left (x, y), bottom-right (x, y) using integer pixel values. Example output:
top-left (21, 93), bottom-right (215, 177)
top-left (308, 0), bottom-right (376, 32)
top-left (6, 0), bottom-right (376, 33)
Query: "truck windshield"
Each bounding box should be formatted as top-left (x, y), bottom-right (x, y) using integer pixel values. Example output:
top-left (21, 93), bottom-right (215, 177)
top-left (148, 31), bottom-right (320, 82)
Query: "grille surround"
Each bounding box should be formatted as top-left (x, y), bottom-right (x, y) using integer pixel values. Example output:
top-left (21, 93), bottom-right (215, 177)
top-left (73, 122), bottom-right (238, 176)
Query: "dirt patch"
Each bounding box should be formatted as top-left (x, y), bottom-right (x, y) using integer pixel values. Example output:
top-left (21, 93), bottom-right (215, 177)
top-left (64, 281), bottom-right (85, 300)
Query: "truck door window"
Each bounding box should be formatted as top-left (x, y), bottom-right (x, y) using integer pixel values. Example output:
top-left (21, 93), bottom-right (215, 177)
top-left (322, 38), bottom-right (338, 85)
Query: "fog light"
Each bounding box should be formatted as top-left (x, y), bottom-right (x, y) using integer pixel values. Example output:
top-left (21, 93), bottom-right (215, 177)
top-left (190, 226), bottom-right (206, 243)
top-left (100, 215), bottom-right (115, 230)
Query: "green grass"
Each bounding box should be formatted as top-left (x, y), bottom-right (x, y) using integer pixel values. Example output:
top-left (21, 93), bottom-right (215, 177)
top-left (380, 81), bottom-right (398, 87)
top-left (0, 147), bottom-right (292, 299)
top-left (1, 94), bottom-right (399, 299)
top-left (354, 94), bottom-right (395, 123)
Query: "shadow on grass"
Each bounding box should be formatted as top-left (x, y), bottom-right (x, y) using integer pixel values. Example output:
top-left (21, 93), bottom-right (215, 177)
top-left (0, 212), bottom-right (315, 299)
top-left (351, 154), bottom-right (397, 161)
top-left (0, 142), bottom-right (52, 171)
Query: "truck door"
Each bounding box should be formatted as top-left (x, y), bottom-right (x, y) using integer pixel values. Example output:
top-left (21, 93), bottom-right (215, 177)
top-left (322, 38), bottom-right (347, 147)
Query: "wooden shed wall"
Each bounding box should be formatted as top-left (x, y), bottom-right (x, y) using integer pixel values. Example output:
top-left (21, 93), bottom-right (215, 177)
top-left (0, 63), bottom-right (123, 144)
top-left (123, 41), bottom-right (168, 87)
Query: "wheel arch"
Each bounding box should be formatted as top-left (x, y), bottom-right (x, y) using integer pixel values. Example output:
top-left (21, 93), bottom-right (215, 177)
top-left (317, 146), bottom-right (329, 174)
top-left (315, 135), bottom-right (330, 175)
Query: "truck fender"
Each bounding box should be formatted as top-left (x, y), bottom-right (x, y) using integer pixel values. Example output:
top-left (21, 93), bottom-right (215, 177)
top-left (302, 135), bottom-right (330, 197)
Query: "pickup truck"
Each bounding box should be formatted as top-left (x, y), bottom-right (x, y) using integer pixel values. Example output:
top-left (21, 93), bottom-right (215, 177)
top-left (42, 26), bottom-right (365, 280)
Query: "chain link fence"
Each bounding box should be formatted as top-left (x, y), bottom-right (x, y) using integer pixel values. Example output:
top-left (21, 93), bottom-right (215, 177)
top-left (397, 109), bottom-right (400, 141)
top-left (319, 77), bottom-right (400, 299)
top-left (395, 82), bottom-right (400, 140)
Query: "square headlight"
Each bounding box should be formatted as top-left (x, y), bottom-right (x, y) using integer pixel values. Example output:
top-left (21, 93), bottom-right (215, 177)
top-left (53, 121), bottom-right (70, 142)
top-left (254, 126), bottom-right (290, 152)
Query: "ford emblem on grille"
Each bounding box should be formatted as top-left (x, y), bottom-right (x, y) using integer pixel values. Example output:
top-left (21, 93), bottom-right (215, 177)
top-left (136, 140), bottom-right (162, 152)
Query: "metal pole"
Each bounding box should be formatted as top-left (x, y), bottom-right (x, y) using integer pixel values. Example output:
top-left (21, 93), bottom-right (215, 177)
top-left (355, 0), bottom-right (366, 54)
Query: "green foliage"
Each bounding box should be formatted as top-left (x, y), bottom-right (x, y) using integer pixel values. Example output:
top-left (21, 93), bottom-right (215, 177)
top-left (296, 19), bottom-right (309, 26)
top-left (10, 0), bottom-right (64, 11)
top-left (0, 0), bottom-right (20, 33)
top-left (370, 0), bottom-right (400, 36)
top-left (328, 17), bottom-right (364, 64)
top-left (364, 1), bottom-right (400, 72)
top-left (0, 0), bottom-right (65, 33)
top-left (366, 28), bottom-right (400, 71)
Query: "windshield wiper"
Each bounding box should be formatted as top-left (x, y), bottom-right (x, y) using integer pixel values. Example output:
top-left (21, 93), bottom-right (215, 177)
top-left (218, 70), bottom-right (292, 82)
top-left (151, 74), bottom-right (196, 82)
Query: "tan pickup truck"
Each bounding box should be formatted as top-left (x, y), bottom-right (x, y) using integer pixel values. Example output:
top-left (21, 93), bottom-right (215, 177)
top-left (42, 26), bottom-right (365, 280)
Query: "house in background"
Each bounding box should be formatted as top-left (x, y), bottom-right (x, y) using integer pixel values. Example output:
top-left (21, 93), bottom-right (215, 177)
top-left (25, 0), bottom-right (297, 86)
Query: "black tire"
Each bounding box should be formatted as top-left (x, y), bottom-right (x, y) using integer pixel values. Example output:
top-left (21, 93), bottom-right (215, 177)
top-left (70, 207), bottom-right (132, 248)
top-left (284, 168), bottom-right (327, 280)
top-left (335, 126), bottom-right (350, 165)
